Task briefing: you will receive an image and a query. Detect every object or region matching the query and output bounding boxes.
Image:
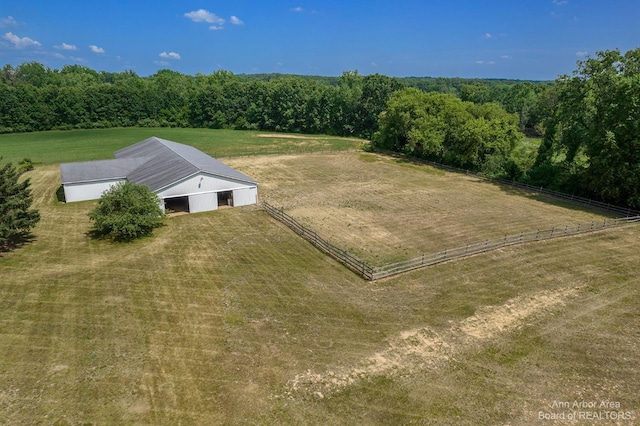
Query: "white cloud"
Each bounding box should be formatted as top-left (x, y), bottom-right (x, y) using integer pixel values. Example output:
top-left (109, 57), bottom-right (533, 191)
top-left (488, 61), bottom-right (496, 65)
top-left (154, 60), bottom-right (170, 66)
top-left (576, 51), bottom-right (588, 57)
top-left (500, 55), bottom-right (511, 59)
top-left (0, 16), bottom-right (18, 28)
top-left (230, 15), bottom-right (243, 25)
top-left (475, 60), bottom-right (484, 64)
top-left (3, 32), bottom-right (41, 48)
top-left (552, 0), bottom-right (568, 5)
top-left (185, 9), bottom-right (225, 25)
top-left (159, 51), bottom-right (181, 60)
top-left (291, 7), bottom-right (303, 12)
top-left (371, 62), bottom-right (378, 67)
top-left (71, 56), bottom-right (85, 63)
top-left (484, 33), bottom-right (492, 39)
top-left (52, 52), bottom-right (65, 59)
top-left (89, 45), bottom-right (105, 54)
top-left (209, 25), bottom-right (224, 31)
top-left (55, 42), bottom-right (77, 51)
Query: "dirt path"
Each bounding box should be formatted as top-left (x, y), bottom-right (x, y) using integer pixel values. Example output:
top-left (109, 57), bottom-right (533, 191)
top-left (286, 286), bottom-right (579, 399)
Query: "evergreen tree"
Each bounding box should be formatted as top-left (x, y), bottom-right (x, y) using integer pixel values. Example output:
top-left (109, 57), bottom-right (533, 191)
top-left (0, 158), bottom-right (40, 249)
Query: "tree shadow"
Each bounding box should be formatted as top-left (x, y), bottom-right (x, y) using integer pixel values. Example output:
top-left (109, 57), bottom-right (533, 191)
top-left (0, 233), bottom-right (37, 254)
top-left (55, 185), bottom-right (66, 203)
top-left (484, 179), bottom-right (621, 217)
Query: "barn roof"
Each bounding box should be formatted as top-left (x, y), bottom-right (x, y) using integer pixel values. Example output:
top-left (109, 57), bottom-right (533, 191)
top-left (60, 137), bottom-right (257, 191)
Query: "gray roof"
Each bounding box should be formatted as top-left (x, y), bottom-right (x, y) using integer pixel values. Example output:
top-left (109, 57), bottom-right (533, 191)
top-left (61, 137), bottom-right (257, 191)
top-left (60, 157), bottom-right (151, 184)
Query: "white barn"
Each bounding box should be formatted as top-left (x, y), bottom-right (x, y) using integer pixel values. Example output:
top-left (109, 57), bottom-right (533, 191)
top-left (60, 137), bottom-right (258, 213)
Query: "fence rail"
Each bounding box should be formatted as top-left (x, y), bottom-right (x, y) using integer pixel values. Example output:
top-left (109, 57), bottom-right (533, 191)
top-left (262, 202), bottom-right (374, 280)
top-left (263, 201), bottom-right (640, 281)
top-left (369, 216), bottom-right (640, 280)
top-left (375, 150), bottom-right (640, 218)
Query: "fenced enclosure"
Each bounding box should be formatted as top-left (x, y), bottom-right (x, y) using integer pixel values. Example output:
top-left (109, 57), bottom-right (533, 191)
top-left (376, 150), bottom-right (640, 218)
top-left (263, 202), bottom-right (640, 281)
top-left (262, 202), bottom-right (375, 279)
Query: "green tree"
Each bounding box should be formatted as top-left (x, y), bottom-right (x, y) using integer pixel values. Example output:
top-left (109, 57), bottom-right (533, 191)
top-left (0, 158), bottom-right (40, 249)
top-left (374, 88), bottom-right (521, 175)
top-left (532, 48), bottom-right (640, 207)
top-left (88, 182), bottom-right (164, 242)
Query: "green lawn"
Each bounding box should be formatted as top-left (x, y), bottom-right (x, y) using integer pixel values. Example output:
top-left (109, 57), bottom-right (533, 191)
top-left (0, 127), bottom-right (364, 165)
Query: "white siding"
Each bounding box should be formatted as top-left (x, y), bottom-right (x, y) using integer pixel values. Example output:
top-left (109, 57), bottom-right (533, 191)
top-left (232, 187), bottom-right (258, 207)
top-left (156, 173), bottom-right (252, 198)
top-left (188, 193), bottom-right (218, 213)
top-left (63, 179), bottom-right (125, 203)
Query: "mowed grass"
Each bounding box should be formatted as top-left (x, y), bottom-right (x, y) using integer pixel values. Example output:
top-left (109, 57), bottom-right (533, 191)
top-left (0, 127), bottom-right (364, 165)
top-left (227, 152), bottom-right (615, 264)
top-left (1, 157), bottom-right (639, 424)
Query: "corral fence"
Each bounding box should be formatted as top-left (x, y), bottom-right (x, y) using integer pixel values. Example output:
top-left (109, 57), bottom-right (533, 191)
top-left (374, 150), bottom-right (640, 218)
top-left (369, 215), bottom-right (640, 280)
top-left (262, 201), bottom-right (640, 281)
top-left (262, 202), bottom-right (375, 280)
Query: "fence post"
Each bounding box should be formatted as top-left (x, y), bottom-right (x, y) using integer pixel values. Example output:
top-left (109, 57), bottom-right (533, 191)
top-left (551, 227), bottom-right (555, 237)
top-left (535, 230), bottom-right (539, 240)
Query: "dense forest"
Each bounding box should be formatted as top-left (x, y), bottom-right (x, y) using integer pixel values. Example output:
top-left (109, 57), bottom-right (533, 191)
top-left (0, 63), bottom-right (548, 138)
top-left (1, 48), bottom-right (638, 208)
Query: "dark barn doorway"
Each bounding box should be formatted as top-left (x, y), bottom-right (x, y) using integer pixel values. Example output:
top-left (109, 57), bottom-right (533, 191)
top-left (164, 196), bottom-right (190, 214)
top-left (217, 191), bottom-right (233, 208)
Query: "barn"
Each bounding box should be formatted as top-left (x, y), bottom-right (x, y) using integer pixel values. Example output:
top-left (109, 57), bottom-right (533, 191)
top-left (60, 137), bottom-right (258, 213)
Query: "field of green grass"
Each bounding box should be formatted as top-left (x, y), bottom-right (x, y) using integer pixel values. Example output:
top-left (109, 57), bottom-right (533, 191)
top-left (0, 127), bottom-right (364, 165)
top-left (1, 129), bottom-right (638, 424)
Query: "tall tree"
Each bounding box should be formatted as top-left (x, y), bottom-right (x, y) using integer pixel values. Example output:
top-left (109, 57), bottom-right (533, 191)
top-left (0, 158), bottom-right (40, 249)
top-left (533, 48), bottom-right (640, 207)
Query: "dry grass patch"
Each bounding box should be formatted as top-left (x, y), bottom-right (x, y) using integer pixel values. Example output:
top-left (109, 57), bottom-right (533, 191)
top-left (227, 152), bottom-right (614, 264)
top-left (1, 163), bottom-right (638, 425)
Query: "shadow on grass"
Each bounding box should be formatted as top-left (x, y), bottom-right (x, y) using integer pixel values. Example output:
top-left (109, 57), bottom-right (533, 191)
top-left (0, 233), bottom-right (37, 254)
top-left (484, 180), bottom-right (621, 218)
top-left (55, 185), bottom-right (66, 203)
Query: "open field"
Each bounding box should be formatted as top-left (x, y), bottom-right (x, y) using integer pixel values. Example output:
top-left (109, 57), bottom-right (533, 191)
top-left (1, 133), bottom-right (638, 424)
top-left (227, 152), bottom-right (615, 264)
top-left (0, 127), bottom-right (364, 165)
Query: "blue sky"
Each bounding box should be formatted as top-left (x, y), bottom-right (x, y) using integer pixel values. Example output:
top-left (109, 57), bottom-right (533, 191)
top-left (0, 1), bottom-right (638, 80)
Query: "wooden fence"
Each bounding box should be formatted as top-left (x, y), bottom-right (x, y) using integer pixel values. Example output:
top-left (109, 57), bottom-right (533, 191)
top-left (263, 201), bottom-right (640, 281)
top-left (375, 150), bottom-right (640, 218)
top-left (262, 202), bottom-right (375, 280)
top-left (369, 215), bottom-right (640, 280)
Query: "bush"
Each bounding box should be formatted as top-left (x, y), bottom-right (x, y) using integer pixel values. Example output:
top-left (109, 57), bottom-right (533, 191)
top-left (88, 182), bottom-right (164, 242)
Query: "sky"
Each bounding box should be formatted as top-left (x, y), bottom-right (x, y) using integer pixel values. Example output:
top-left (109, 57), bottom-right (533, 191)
top-left (0, 0), bottom-right (638, 80)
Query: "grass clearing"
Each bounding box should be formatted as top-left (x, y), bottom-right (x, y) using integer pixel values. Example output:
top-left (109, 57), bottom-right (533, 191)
top-left (227, 151), bottom-right (614, 264)
top-left (0, 128), bottom-right (364, 165)
top-left (1, 134), bottom-right (638, 424)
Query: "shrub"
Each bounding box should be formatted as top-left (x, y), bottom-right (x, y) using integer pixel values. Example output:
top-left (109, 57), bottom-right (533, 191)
top-left (88, 182), bottom-right (164, 242)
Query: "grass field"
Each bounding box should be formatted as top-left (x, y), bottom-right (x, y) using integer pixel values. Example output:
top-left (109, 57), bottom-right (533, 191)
top-left (0, 127), bottom-right (363, 165)
top-left (1, 130), bottom-right (638, 424)
top-left (227, 152), bottom-right (615, 264)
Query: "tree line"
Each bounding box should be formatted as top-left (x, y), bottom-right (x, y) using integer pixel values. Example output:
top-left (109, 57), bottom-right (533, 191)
top-left (1, 48), bottom-right (638, 208)
top-left (0, 63), bottom-right (548, 138)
